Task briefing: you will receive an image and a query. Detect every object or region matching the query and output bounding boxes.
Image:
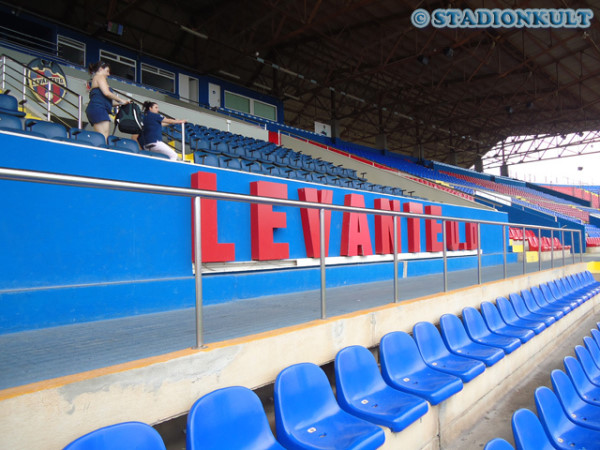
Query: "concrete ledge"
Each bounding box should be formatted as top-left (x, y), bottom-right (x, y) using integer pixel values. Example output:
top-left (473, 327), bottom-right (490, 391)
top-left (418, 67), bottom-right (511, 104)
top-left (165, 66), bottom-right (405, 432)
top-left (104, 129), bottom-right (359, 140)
top-left (0, 263), bottom-right (590, 449)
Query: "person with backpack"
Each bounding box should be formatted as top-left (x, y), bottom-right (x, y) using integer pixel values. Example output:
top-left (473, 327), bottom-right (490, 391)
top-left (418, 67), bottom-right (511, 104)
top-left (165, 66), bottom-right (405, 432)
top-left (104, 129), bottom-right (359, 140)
top-left (85, 61), bottom-right (129, 142)
top-left (141, 101), bottom-right (186, 160)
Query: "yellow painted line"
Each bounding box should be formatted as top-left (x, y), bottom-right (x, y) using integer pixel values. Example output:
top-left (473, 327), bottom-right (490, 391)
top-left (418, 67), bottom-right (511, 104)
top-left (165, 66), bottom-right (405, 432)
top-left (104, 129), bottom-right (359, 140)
top-left (587, 261), bottom-right (600, 273)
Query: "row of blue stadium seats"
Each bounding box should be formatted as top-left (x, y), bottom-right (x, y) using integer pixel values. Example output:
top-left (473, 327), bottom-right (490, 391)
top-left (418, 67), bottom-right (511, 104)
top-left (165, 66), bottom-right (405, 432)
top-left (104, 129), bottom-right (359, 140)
top-left (485, 325), bottom-right (600, 448)
top-left (61, 272), bottom-right (599, 449)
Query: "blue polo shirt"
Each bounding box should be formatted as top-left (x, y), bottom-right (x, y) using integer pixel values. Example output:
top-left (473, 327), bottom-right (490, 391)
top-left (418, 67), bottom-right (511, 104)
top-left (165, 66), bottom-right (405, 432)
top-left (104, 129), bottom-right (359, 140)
top-left (142, 111), bottom-right (164, 144)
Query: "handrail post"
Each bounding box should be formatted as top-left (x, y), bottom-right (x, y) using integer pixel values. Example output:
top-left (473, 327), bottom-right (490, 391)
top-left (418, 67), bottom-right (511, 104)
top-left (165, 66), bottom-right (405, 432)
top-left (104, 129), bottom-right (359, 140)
top-left (393, 215), bottom-right (399, 302)
top-left (442, 220), bottom-right (448, 292)
top-left (1, 55), bottom-right (5, 91)
top-left (571, 231), bottom-right (575, 264)
top-left (522, 226), bottom-right (527, 274)
top-left (46, 81), bottom-right (51, 121)
top-left (579, 232), bottom-right (583, 262)
top-left (502, 224), bottom-right (507, 279)
top-left (22, 66), bottom-right (27, 103)
top-left (537, 228), bottom-right (542, 271)
top-left (477, 222), bottom-right (482, 284)
top-left (549, 229), bottom-right (554, 269)
top-left (561, 230), bottom-right (565, 266)
top-left (181, 122), bottom-right (186, 162)
top-left (319, 207), bottom-right (326, 319)
top-left (77, 95), bottom-right (82, 129)
top-left (193, 196), bottom-right (204, 349)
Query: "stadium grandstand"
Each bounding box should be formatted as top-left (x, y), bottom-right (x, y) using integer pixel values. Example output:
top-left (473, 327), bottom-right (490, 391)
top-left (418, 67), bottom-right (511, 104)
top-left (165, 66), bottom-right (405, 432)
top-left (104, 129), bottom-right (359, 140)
top-left (2, 2), bottom-right (600, 449)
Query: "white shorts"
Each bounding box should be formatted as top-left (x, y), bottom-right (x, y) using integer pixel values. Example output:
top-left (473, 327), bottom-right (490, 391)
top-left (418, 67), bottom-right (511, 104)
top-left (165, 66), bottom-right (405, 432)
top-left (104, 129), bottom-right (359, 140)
top-left (144, 141), bottom-right (178, 160)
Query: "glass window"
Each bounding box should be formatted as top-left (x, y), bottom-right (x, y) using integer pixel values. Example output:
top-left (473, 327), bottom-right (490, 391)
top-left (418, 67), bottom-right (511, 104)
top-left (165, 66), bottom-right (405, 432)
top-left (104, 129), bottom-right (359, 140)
top-left (224, 91), bottom-right (250, 113)
top-left (254, 100), bottom-right (276, 121)
top-left (141, 63), bottom-right (175, 92)
top-left (57, 35), bottom-right (85, 66)
top-left (99, 50), bottom-right (136, 81)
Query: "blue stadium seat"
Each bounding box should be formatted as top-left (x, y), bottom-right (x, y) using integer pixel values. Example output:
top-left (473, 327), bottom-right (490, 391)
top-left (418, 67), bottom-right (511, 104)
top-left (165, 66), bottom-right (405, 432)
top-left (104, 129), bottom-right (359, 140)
top-left (483, 438), bottom-right (514, 450)
top-left (534, 386), bottom-right (600, 449)
top-left (531, 286), bottom-right (572, 314)
top-left (24, 119), bottom-right (68, 140)
top-left (583, 336), bottom-right (600, 371)
top-left (511, 408), bottom-right (555, 450)
top-left (553, 279), bottom-right (589, 303)
top-left (521, 288), bottom-right (565, 319)
top-left (379, 331), bottom-right (462, 405)
top-left (550, 369), bottom-right (600, 431)
top-left (63, 421), bottom-right (166, 450)
top-left (480, 301), bottom-right (535, 343)
top-left (548, 281), bottom-right (584, 306)
top-left (0, 113), bottom-right (23, 132)
top-left (593, 328), bottom-right (600, 350)
top-left (187, 386), bottom-right (285, 450)
top-left (439, 314), bottom-right (505, 366)
top-left (508, 293), bottom-right (555, 327)
top-left (540, 283), bottom-right (579, 310)
top-left (413, 321), bottom-right (486, 382)
top-left (0, 93), bottom-right (25, 117)
top-left (574, 345), bottom-right (600, 386)
top-left (461, 307), bottom-right (521, 354)
top-left (334, 345), bottom-right (428, 432)
top-left (69, 128), bottom-right (107, 148)
top-left (107, 136), bottom-right (140, 153)
top-left (563, 356), bottom-right (600, 406)
top-left (495, 297), bottom-right (546, 334)
top-left (274, 362), bottom-right (385, 450)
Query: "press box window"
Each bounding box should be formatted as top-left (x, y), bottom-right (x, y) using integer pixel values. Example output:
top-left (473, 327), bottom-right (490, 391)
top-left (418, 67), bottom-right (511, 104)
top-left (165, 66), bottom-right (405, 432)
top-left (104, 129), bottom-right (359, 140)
top-left (141, 64), bottom-right (175, 93)
top-left (57, 35), bottom-right (86, 66)
top-left (99, 50), bottom-right (136, 81)
top-left (224, 91), bottom-right (276, 120)
top-left (254, 100), bottom-right (276, 121)
top-left (224, 91), bottom-right (250, 114)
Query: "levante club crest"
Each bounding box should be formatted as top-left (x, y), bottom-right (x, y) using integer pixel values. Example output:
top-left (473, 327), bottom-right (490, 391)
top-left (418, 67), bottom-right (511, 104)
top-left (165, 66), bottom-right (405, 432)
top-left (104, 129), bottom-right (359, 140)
top-left (27, 58), bottom-right (68, 105)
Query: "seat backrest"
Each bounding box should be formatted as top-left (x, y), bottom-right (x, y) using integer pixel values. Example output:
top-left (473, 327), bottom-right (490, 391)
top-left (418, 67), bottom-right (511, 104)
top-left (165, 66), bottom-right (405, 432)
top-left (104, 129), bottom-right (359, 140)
top-left (550, 369), bottom-right (584, 414)
top-left (187, 386), bottom-right (283, 450)
top-left (274, 362), bottom-right (341, 433)
top-left (563, 356), bottom-right (595, 392)
top-left (483, 438), bottom-right (514, 450)
top-left (532, 285), bottom-right (552, 307)
top-left (413, 321), bottom-right (450, 361)
top-left (0, 113), bottom-right (23, 131)
top-left (63, 422), bottom-right (166, 450)
top-left (584, 336), bottom-right (600, 363)
top-left (335, 345), bottom-right (387, 404)
top-left (521, 290), bottom-right (540, 311)
top-left (24, 119), bottom-right (67, 140)
top-left (511, 408), bottom-right (555, 450)
top-left (574, 345), bottom-right (600, 379)
top-left (0, 93), bottom-right (24, 117)
top-left (379, 331), bottom-right (428, 381)
top-left (591, 329), bottom-right (600, 349)
top-left (439, 314), bottom-right (472, 350)
top-left (508, 293), bottom-right (529, 317)
top-left (534, 386), bottom-right (570, 445)
top-left (480, 301), bottom-right (505, 331)
top-left (70, 128), bottom-right (106, 147)
top-left (108, 136), bottom-right (140, 153)
top-left (461, 307), bottom-right (490, 340)
top-left (495, 297), bottom-right (519, 322)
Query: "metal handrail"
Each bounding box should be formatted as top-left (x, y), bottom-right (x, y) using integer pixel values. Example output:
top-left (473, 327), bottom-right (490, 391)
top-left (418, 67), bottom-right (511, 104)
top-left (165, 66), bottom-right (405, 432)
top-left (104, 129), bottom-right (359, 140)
top-left (0, 166), bottom-right (584, 348)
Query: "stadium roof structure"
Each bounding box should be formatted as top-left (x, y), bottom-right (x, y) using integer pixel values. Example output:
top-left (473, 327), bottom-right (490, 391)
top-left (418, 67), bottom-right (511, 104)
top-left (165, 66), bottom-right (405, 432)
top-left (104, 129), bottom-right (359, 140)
top-left (12, 0), bottom-right (600, 169)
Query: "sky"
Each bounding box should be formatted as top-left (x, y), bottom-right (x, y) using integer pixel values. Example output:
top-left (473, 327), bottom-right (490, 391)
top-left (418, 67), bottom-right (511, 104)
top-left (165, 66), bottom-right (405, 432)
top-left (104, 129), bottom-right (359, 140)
top-left (481, 138), bottom-right (600, 186)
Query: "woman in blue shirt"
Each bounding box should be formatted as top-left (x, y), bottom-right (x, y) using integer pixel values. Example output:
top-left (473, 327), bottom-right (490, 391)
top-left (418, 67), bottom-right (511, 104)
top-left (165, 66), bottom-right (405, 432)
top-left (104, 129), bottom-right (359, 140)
top-left (141, 101), bottom-right (186, 160)
top-left (85, 61), bottom-right (128, 142)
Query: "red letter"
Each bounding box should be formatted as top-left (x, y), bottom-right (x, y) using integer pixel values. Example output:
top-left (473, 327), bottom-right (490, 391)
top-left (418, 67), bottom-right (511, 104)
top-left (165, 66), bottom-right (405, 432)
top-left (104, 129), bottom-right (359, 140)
top-left (374, 198), bottom-right (401, 255)
top-left (251, 181), bottom-right (289, 261)
top-left (191, 171), bottom-right (235, 263)
top-left (463, 222), bottom-right (479, 250)
top-left (403, 202), bottom-right (423, 253)
top-left (446, 221), bottom-right (460, 251)
top-left (425, 205), bottom-right (443, 252)
top-left (340, 194), bottom-right (373, 256)
top-left (298, 188), bottom-right (333, 258)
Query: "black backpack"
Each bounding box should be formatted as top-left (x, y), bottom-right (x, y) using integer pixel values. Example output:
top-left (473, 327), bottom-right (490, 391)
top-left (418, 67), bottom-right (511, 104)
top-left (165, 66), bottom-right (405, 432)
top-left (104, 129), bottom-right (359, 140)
top-left (115, 103), bottom-right (144, 134)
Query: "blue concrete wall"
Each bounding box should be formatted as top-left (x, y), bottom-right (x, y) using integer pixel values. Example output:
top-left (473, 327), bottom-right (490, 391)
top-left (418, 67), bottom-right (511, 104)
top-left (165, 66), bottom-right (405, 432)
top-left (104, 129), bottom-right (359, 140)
top-left (0, 133), bottom-right (512, 333)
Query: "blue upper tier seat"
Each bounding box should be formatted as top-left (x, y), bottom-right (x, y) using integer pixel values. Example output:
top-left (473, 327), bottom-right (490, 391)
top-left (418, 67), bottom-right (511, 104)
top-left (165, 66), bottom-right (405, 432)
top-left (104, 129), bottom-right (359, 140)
top-left (187, 386), bottom-right (284, 450)
top-left (274, 362), bottom-right (385, 450)
top-left (439, 314), bottom-right (505, 366)
top-left (0, 93), bottom-right (25, 117)
top-left (413, 321), bottom-right (486, 382)
top-left (63, 421), bottom-right (166, 450)
top-left (379, 331), bottom-right (462, 405)
top-left (24, 118), bottom-right (68, 140)
top-left (107, 136), bottom-right (140, 153)
top-left (461, 307), bottom-right (521, 354)
top-left (70, 128), bottom-right (107, 148)
top-left (334, 345), bottom-right (428, 432)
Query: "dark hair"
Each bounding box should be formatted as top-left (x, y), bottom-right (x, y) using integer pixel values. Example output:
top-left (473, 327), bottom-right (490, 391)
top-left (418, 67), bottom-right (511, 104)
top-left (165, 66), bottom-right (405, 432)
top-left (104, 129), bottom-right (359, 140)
top-left (88, 61), bottom-right (109, 74)
top-left (143, 101), bottom-right (157, 113)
